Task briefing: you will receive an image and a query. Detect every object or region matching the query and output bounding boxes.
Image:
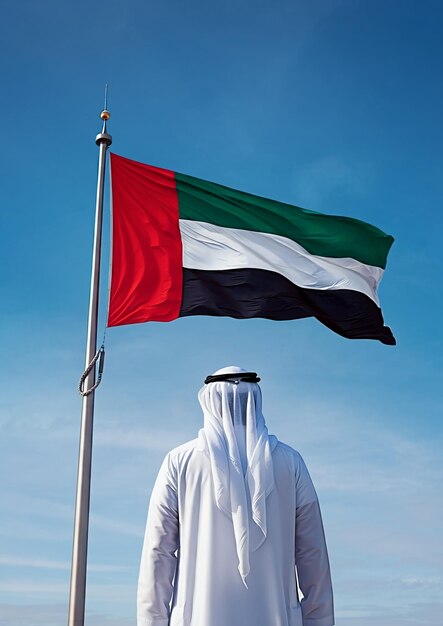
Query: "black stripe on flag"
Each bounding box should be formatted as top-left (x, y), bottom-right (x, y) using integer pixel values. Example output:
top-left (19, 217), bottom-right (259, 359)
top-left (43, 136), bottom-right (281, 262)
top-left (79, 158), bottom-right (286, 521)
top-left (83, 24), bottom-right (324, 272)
top-left (179, 268), bottom-right (395, 345)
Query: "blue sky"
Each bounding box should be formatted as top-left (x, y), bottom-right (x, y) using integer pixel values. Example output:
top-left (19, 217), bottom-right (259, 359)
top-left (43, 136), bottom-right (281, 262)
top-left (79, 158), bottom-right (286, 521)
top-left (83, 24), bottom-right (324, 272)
top-left (1, 1), bottom-right (442, 625)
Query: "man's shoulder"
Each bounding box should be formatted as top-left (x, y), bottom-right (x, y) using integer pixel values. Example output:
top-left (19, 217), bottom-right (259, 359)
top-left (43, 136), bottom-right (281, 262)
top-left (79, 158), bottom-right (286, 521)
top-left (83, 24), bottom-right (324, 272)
top-left (273, 439), bottom-right (306, 473)
top-left (167, 437), bottom-right (202, 461)
top-left (274, 439), bottom-right (302, 460)
top-left (163, 437), bottom-right (207, 478)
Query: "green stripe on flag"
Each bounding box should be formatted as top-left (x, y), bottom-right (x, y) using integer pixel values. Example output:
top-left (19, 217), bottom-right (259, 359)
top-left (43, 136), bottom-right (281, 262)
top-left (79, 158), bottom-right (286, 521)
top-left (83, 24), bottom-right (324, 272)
top-left (175, 172), bottom-right (393, 269)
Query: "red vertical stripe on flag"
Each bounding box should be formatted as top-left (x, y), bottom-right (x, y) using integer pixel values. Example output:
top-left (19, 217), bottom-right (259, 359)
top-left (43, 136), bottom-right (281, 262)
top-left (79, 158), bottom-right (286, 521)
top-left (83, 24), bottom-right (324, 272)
top-left (108, 153), bottom-right (183, 326)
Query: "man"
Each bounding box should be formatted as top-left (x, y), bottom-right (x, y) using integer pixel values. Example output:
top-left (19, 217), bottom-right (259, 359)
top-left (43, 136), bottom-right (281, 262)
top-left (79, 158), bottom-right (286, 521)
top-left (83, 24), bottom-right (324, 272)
top-left (137, 366), bottom-right (334, 626)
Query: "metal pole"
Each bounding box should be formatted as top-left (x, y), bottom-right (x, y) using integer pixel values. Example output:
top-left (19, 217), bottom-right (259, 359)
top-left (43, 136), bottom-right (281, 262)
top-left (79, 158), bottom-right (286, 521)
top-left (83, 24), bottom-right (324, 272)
top-left (68, 109), bottom-right (112, 626)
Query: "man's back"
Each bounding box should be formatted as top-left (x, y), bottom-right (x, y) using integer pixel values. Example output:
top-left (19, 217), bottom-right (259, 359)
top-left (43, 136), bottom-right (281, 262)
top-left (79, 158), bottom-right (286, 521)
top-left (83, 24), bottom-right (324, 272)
top-left (138, 436), bottom-right (333, 626)
top-left (137, 368), bottom-right (334, 626)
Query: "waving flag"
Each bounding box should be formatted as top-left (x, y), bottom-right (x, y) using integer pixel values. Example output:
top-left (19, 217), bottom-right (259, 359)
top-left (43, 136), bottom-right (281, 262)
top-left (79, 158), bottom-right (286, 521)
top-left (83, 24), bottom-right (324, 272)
top-left (108, 153), bottom-right (395, 344)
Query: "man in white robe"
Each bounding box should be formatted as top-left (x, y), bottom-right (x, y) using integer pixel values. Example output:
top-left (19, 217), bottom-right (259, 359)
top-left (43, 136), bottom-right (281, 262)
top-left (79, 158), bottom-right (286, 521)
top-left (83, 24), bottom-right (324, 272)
top-left (137, 367), bottom-right (334, 626)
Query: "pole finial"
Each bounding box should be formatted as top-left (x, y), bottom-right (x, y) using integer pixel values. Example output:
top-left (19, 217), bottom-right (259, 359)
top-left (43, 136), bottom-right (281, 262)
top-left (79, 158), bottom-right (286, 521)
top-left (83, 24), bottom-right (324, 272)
top-left (100, 83), bottom-right (110, 121)
top-left (96, 84), bottom-right (112, 147)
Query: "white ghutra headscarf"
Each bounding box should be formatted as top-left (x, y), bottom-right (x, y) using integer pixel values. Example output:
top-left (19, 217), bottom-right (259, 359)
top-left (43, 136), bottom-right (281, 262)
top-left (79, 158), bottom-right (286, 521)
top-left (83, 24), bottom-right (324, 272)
top-left (198, 366), bottom-right (277, 586)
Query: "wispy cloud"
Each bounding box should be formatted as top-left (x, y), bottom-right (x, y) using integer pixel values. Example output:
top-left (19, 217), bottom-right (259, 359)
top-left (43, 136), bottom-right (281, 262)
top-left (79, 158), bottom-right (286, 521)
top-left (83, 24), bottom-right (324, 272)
top-left (0, 555), bottom-right (129, 573)
top-left (0, 603), bottom-right (134, 626)
top-left (94, 426), bottom-right (189, 451)
top-left (89, 513), bottom-right (142, 538)
top-left (0, 493), bottom-right (142, 539)
top-left (0, 580), bottom-right (134, 600)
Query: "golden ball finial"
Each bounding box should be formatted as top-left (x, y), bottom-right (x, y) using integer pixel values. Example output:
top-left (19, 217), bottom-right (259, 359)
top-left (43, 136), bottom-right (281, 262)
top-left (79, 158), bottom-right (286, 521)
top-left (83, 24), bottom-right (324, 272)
top-left (100, 110), bottom-right (111, 121)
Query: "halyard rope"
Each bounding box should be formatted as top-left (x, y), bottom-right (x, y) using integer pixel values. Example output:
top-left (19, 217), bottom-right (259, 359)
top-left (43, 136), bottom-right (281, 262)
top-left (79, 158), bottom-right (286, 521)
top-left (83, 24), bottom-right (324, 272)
top-left (78, 345), bottom-right (105, 396)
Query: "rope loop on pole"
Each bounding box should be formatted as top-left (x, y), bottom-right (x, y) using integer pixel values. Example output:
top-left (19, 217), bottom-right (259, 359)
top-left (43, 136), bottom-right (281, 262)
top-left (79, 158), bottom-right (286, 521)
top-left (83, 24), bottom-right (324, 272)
top-left (78, 345), bottom-right (105, 396)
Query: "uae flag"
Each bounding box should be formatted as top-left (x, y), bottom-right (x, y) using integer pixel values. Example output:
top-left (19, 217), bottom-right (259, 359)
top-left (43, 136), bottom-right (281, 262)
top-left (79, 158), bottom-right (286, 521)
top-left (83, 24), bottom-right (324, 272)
top-left (108, 153), bottom-right (395, 345)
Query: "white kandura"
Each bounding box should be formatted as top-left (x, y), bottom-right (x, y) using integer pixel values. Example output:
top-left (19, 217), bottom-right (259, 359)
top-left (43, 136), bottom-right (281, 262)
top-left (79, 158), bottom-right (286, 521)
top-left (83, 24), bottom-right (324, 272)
top-left (137, 367), bottom-right (334, 626)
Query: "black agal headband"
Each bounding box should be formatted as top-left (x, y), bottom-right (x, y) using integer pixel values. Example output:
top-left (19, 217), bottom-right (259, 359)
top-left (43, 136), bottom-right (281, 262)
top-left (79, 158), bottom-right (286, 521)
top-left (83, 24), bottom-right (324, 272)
top-left (204, 372), bottom-right (261, 385)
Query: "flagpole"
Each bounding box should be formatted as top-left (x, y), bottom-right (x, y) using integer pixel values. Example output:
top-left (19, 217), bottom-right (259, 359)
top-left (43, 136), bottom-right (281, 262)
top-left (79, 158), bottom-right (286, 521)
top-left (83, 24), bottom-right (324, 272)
top-left (68, 108), bottom-right (112, 626)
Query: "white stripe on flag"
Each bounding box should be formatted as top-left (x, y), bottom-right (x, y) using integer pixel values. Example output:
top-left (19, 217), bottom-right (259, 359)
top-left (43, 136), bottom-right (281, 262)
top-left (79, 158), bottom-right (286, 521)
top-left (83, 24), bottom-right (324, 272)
top-left (179, 219), bottom-right (383, 304)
